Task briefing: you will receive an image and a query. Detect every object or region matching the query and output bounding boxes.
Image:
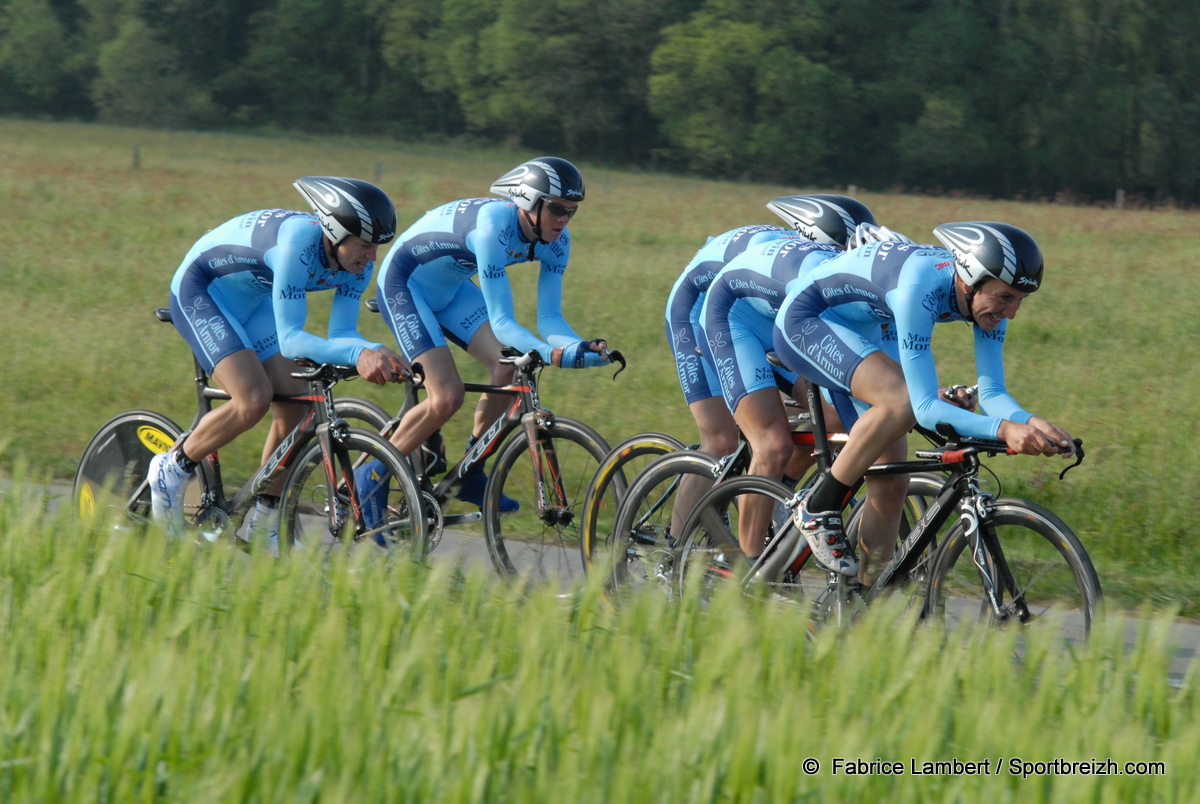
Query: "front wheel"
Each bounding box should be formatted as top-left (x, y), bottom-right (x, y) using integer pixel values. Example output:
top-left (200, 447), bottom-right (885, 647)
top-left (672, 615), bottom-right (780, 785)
top-left (924, 498), bottom-right (1102, 639)
top-left (483, 418), bottom-right (611, 584)
top-left (73, 410), bottom-right (185, 527)
top-left (333, 397), bottom-right (394, 435)
top-left (280, 428), bottom-right (428, 562)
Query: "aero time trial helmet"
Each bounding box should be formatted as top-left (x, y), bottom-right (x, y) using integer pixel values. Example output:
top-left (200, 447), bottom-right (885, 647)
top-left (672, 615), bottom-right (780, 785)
top-left (766, 194), bottom-right (876, 249)
top-left (293, 176), bottom-right (397, 246)
top-left (848, 223), bottom-right (916, 249)
top-left (932, 221), bottom-right (1043, 292)
top-left (490, 157), bottom-right (586, 211)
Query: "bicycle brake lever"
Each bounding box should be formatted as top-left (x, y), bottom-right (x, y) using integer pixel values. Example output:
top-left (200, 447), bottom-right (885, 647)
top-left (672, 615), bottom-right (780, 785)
top-left (1058, 438), bottom-right (1085, 480)
top-left (608, 349), bottom-right (627, 380)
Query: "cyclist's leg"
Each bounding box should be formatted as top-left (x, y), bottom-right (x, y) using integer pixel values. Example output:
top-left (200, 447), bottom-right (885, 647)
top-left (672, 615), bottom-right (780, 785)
top-left (730, 388), bottom-right (796, 557)
top-left (259, 354), bottom-right (309, 495)
top-left (670, 395), bottom-right (739, 538)
top-left (379, 265), bottom-right (465, 456)
top-left (854, 434), bottom-right (910, 585)
top-left (385, 346), bottom-right (465, 455)
top-left (464, 321), bottom-right (516, 441)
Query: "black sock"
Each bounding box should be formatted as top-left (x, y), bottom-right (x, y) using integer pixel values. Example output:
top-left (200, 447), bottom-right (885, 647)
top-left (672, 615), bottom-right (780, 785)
top-left (175, 450), bottom-right (198, 473)
top-left (807, 472), bottom-right (852, 514)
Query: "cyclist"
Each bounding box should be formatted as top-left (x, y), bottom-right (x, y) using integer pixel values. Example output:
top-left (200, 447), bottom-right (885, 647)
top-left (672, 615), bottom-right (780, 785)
top-left (692, 197), bottom-right (881, 563)
top-left (148, 177), bottom-right (411, 550)
top-left (371, 156), bottom-right (611, 510)
top-left (773, 221), bottom-right (1075, 577)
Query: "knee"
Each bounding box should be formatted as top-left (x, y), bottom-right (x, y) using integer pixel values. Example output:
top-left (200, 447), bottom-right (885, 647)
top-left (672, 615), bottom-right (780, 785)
top-left (699, 429), bottom-right (739, 458)
top-left (749, 431), bottom-right (793, 477)
top-left (232, 387), bottom-right (272, 428)
top-left (426, 386), bottom-right (465, 422)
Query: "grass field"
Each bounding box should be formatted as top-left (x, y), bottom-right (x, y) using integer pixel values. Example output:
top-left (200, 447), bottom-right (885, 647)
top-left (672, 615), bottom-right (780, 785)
top-left (2, 117), bottom-right (1199, 618)
top-left (0, 478), bottom-right (1195, 802)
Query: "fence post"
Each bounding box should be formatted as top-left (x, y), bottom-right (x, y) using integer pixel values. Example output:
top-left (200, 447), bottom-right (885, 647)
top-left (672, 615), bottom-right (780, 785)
top-left (132, 144), bottom-right (140, 169)
top-left (374, 162), bottom-right (383, 184)
top-left (1115, 188), bottom-right (1125, 211)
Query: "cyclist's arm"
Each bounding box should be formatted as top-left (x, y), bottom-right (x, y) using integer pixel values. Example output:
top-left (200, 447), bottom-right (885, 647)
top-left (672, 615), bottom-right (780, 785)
top-left (471, 215), bottom-right (556, 360)
top-left (269, 231), bottom-right (381, 366)
top-left (972, 323), bottom-right (1033, 424)
top-left (890, 283), bottom-right (1004, 440)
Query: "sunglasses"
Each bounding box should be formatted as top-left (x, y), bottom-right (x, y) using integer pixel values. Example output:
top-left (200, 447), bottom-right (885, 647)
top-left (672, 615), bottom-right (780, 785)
top-left (543, 200), bottom-right (579, 219)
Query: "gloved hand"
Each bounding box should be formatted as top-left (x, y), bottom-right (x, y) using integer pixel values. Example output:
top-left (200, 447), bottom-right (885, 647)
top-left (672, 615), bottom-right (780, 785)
top-left (559, 339), bottom-right (611, 369)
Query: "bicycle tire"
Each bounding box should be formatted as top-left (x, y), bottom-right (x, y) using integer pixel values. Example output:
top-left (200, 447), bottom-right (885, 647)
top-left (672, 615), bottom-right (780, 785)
top-left (279, 428), bottom-right (428, 561)
top-left (482, 418), bottom-right (611, 584)
top-left (602, 449), bottom-right (727, 600)
top-left (333, 397), bottom-right (393, 434)
top-left (579, 432), bottom-right (686, 573)
top-left (924, 498), bottom-right (1102, 639)
top-left (73, 410), bottom-right (185, 526)
top-left (844, 471), bottom-right (947, 590)
top-left (674, 473), bottom-right (796, 603)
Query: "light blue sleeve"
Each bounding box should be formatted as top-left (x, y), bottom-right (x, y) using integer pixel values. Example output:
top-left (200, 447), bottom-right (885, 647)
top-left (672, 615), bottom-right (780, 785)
top-left (474, 207), bottom-right (553, 359)
top-left (972, 323), bottom-right (1033, 425)
top-left (270, 224), bottom-right (382, 365)
top-left (889, 282), bottom-right (1006, 440)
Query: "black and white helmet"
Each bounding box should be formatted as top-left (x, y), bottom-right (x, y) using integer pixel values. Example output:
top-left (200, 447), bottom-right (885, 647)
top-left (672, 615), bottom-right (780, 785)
top-left (766, 194), bottom-right (876, 249)
top-left (490, 157), bottom-right (586, 211)
top-left (848, 223), bottom-right (915, 249)
top-left (293, 176), bottom-right (397, 245)
top-left (933, 221), bottom-right (1043, 292)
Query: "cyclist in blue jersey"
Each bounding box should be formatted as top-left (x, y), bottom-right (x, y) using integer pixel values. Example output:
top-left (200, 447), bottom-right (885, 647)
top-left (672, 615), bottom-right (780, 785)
top-left (148, 177), bottom-right (410, 550)
top-left (372, 157), bottom-right (611, 509)
top-left (664, 195), bottom-right (876, 556)
top-left (773, 222), bottom-right (1074, 577)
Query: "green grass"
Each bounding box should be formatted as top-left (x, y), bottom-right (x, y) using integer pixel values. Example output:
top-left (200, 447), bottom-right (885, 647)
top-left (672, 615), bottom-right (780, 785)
top-left (0, 477), bottom-right (1196, 802)
top-left (2, 119), bottom-right (1199, 615)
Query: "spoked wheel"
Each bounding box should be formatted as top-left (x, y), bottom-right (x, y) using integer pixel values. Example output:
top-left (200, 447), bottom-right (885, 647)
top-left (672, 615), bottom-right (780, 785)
top-left (483, 418), bottom-right (611, 586)
top-left (603, 450), bottom-right (723, 603)
top-left (580, 433), bottom-right (687, 577)
top-left (280, 428), bottom-right (428, 562)
top-left (924, 498), bottom-right (1102, 642)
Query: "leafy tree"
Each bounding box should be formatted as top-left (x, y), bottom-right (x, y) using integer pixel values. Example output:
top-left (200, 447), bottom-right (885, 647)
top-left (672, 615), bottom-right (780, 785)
top-left (90, 15), bottom-right (214, 126)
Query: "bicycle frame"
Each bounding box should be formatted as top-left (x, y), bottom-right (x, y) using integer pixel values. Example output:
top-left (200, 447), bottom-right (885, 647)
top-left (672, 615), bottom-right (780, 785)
top-left (151, 308), bottom-right (371, 540)
top-left (364, 350), bottom-right (574, 527)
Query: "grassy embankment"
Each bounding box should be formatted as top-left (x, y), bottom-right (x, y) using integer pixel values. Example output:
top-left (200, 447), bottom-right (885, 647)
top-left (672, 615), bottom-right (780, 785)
top-left (1, 119), bottom-right (1199, 613)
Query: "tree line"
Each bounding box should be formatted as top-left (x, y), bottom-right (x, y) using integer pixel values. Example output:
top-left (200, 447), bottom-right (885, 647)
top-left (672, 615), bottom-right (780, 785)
top-left (3, 0), bottom-right (1198, 204)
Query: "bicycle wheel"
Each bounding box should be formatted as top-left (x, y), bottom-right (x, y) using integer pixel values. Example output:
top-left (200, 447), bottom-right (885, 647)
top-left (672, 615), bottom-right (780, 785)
top-left (74, 410), bottom-right (185, 526)
top-left (604, 449), bottom-right (724, 600)
top-left (924, 498), bottom-right (1102, 639)
top-left (674, 474), bottom-right (800, 603)
top-left (279, 428), bottom-right (428, 561)
top-left (333, 397), bottom-right (393, 434)
top-left (579, 432), bottom-right (686, 573)
top-left (482, 418), bottom-right (611, 584)
top-left (844, 471), bottom-right (947, 590)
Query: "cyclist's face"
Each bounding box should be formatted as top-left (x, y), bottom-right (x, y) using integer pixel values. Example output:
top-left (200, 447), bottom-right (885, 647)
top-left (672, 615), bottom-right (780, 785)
top-left (534, 197), bottom-right (578, 242)
top-left (334, 235), bottom-right (379, 274)
top-left (970, 278), bottom-right (1029, 331)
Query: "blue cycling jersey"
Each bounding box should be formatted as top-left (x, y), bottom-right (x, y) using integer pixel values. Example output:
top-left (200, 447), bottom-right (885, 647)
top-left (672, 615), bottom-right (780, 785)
top-left (700, 239), bottom-right (842, 412)
top-left (665, 224), bottom-right (795, 404)
top-left (168, 209), bottom-right (381, 372)
top-left (376, 198), bottom-right (587, 363)
top-left (774, 241), bottom-right (1033, 440)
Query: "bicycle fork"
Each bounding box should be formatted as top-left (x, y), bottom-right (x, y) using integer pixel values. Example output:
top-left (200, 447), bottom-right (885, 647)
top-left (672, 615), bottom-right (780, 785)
top-left (959, 493), bottom-right (1028, 624)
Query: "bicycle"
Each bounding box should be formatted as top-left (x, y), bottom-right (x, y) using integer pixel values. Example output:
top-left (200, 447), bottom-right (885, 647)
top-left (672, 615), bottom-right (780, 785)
top-left (333, 304), bottom-right (625, 583)
top-left (74, 308), bottom-right (428, 560)
top-left (675, 414), bottom-right (1099, 638)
